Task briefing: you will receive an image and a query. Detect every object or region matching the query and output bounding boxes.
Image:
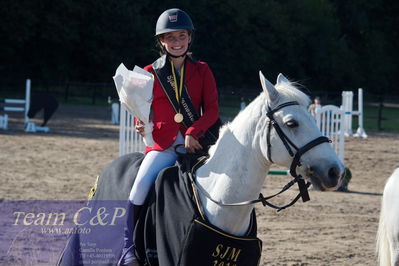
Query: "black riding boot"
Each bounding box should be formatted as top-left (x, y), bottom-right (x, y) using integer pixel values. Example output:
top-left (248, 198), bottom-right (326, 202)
top-left (118, 201), bottom-right (142, 266)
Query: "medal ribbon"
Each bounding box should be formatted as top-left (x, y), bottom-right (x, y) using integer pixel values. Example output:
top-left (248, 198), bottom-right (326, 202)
top-left (152, 55), bottom-right (199, 127)
top-left (170, 60), bottom-right (185, 113)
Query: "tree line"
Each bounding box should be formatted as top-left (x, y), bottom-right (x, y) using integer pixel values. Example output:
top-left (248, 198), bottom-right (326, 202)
top-left (0, 0), bottom-right (398, 96)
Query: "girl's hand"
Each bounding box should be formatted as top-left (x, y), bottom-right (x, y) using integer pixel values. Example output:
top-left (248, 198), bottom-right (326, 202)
top-left (185, 134), bottom-right (203, 153)
top-left (135, 120), bottom-right (145, 137)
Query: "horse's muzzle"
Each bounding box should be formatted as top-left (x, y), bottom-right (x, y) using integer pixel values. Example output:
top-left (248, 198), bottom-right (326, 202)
top-left (307, 163), bottom-right (345, 191)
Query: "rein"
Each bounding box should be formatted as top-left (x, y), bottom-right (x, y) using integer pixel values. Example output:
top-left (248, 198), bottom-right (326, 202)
top-left (187, 159), bottom-right (309, 212)
top-left (186, 101), bottom-right (330, 212)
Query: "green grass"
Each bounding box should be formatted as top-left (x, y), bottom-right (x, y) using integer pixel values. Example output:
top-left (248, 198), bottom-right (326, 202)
top-left (358, 105), bottom-right (399, 133)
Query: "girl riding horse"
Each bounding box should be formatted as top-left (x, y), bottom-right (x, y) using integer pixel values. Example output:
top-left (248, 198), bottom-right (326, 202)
top-left (118, 8), bottom-right (220, 266)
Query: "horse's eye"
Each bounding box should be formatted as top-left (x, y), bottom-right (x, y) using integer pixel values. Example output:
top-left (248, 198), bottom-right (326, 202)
top-left (286, 120), bottom-right (298, 128)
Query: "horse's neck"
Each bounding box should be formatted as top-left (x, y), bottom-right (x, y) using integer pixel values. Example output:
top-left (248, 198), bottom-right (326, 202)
top-left (196, 111), bottom-right (271, 236)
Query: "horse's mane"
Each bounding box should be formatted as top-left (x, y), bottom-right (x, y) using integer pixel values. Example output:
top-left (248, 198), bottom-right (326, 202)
top-left (208, 78), bottom-right (310, 156)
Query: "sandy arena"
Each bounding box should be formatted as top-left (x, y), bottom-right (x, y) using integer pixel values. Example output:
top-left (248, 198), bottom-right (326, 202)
top-left (1, 104), bottom-right (398, 265)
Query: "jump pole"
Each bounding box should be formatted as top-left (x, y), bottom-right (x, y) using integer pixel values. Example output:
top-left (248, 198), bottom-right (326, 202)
top-left (268, 170), bottom-right (290, 176)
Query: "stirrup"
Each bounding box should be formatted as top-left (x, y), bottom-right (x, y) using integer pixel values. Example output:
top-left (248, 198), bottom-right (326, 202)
top-left (117, 245), bottom-right (139, 266)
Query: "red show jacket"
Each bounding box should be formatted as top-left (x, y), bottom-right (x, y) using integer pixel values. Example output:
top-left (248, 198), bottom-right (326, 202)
top-left (142, 58), bottom-right (219, 153)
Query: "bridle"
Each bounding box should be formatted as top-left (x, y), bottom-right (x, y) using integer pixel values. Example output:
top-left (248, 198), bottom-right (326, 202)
top-left (263, 101), bottom-right (330, 209)
top-left (187, 100), bottom-right (330, 211)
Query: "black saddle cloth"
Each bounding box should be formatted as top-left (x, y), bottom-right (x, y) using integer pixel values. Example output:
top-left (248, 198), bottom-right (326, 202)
top-left (135, 159), bottom-right (262, 266)
top-left (57, 153), bottom-right (262, 266)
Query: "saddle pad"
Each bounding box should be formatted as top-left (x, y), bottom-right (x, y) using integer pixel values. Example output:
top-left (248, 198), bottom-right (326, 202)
top-left (179, 219), bottom-right (262, 266)
top-left (135, 163), bottom-right (262, 266)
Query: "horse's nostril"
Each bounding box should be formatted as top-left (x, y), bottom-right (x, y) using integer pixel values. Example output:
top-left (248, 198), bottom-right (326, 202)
top-left (328, 166), bottom-right (340, 180)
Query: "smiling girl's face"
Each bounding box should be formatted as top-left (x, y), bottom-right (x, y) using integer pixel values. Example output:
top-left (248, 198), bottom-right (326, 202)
top-left (159, 30), bottom-right (191, 57)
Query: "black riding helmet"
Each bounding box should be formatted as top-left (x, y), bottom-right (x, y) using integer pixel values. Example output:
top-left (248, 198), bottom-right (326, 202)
top-left (155, 8), bottom-right (195, 36)
top-left (155, 8), bottom-right (195, 58)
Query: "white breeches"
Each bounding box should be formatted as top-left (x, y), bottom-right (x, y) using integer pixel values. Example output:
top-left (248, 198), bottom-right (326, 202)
top-left (128, 132), bottom-right (184, 205)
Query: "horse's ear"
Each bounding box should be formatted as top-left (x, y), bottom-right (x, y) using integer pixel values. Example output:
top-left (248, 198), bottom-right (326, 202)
top-left (259, 71), bottom-right (279, 102)
top-left (276, 73), bottom-right (290, 85)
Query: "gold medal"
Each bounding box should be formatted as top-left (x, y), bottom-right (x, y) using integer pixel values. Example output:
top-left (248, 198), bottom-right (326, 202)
top-left (174, 113), bottom-right (184, 123)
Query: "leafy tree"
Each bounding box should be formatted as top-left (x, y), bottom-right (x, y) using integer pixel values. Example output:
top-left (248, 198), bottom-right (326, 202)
top-left (0, 0), bottom-right (397, 96)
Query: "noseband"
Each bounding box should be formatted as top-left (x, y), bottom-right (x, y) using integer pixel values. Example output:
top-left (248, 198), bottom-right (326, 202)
top-left (186, 101), bottom-right (331, 211)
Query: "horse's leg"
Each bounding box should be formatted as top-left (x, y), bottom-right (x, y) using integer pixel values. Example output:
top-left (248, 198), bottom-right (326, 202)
top-left (391, 233), bottom-right (399, 266)
top-left (379, 169), bottom-right (399, 266)
top-left (387, 170), bottom-right (399, 266)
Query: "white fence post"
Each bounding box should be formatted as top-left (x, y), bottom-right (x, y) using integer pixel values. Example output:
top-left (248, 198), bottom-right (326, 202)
top-left (24, 79), bottom-right (31, 125)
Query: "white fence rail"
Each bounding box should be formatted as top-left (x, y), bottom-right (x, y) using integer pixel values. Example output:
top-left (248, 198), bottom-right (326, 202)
top-left (119, 104), bottom-right (145, 156)
top-left (315, 105), bottom-right (345, 163)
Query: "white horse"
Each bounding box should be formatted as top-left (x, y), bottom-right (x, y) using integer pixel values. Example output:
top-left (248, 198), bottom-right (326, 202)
top-left (58, 71), bottom-right (345, 266)
top-left (377, 168), bottom-right (399, 266)
top-left (195, 71), bottom-right (345, 236)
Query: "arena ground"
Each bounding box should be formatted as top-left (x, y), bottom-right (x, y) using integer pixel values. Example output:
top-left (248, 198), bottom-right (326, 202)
top-left (0, 104), bottom-right (397, 265)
